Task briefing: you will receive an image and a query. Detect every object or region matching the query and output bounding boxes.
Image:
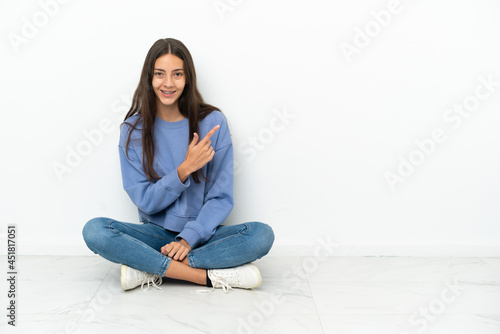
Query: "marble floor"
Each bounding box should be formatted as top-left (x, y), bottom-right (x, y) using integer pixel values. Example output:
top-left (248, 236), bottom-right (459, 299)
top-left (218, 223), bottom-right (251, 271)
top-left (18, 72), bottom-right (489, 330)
top-left (0, 255), bottom-right (499, 334)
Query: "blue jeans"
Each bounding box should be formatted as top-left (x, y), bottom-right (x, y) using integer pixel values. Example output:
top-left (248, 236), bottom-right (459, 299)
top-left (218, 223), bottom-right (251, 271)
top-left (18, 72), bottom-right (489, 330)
top-left (82, 218), bottom-right (274, 277)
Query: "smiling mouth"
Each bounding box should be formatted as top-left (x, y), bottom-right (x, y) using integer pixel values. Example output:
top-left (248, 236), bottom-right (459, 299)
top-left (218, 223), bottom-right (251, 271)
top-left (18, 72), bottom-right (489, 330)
top-left (160, 90), bottom-right (176, 97)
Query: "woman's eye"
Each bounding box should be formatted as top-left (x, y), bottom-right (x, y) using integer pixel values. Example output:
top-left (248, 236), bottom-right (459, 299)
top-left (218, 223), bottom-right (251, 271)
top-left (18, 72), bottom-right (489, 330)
top-left (154, 72), bottom-right (163, 76)
top-left (174, 72), bottom-right (183, 77)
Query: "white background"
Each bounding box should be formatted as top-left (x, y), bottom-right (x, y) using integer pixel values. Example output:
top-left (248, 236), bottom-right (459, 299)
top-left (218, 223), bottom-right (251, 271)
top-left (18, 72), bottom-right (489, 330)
top-left (1, 0), bottom-right (499, 256)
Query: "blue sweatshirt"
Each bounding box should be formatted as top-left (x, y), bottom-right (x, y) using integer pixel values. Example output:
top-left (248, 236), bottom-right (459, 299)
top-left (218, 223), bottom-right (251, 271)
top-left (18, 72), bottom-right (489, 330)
top-left (118, 110), bottom-right (234, 249)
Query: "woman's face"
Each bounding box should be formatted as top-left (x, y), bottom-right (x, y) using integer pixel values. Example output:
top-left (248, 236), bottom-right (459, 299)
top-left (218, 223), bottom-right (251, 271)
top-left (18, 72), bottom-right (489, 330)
top-left (152, 53), bottom-right (186, 110)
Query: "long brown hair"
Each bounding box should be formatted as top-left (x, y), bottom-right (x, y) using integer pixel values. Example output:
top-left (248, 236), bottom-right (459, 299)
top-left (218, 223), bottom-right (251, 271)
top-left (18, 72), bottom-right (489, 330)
top-left (123, 38), bottom-right (217, 183)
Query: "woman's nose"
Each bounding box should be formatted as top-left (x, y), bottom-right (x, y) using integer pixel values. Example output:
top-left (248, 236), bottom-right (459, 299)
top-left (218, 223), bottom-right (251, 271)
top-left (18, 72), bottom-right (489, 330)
top-left (163, 75), bottom-right (174, 87)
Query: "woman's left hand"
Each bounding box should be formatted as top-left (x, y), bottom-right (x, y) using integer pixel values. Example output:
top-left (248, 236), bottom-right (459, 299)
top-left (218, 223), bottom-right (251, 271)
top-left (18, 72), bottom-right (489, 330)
top-left (161, 239), bottom-right (192, 261)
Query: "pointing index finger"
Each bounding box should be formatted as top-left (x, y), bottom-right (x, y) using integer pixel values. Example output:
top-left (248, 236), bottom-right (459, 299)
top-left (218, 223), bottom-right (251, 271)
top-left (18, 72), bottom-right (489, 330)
top-left (202, 125), bottom-right (220, 141)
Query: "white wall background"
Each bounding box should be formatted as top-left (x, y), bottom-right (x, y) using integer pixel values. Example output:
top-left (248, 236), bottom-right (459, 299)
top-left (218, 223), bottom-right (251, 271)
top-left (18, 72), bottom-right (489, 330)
top-left (1, 0), bottom-right (499, 256)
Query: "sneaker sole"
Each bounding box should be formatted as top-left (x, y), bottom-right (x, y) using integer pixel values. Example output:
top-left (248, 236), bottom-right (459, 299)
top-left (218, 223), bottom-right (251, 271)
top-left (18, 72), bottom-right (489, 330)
top-left (120, 264), bottom-right (130, 291)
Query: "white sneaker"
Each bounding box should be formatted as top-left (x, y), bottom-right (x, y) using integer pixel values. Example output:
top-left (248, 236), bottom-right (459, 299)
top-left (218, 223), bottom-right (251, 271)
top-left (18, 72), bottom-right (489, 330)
top-left (207, 263), bottom-right (262, 293)
top-left (120, 264), bottom-right (163, 291)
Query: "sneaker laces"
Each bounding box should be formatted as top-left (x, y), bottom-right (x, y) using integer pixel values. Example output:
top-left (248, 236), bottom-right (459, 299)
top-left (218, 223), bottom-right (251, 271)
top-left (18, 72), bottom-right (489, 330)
top-left (195, 280), bottom-right (233, 294)
top-left (211, 275), bottom-right (234, 293)
top-left (140, 274), bottom-right (163, 291)
top-left (207, 270), bottom-right (241, 293)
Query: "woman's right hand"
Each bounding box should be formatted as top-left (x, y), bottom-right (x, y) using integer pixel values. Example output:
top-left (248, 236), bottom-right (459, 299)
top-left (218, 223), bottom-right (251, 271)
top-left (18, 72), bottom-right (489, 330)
top-left (177, 125), bottom-right (220, 182)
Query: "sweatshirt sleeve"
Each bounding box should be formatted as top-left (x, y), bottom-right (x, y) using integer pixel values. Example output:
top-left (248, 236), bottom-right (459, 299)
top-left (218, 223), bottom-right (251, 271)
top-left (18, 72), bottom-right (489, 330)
top-left (119, 125), bottom-right (190, 215)
top-left (176, 116), bottom-right (234, 248)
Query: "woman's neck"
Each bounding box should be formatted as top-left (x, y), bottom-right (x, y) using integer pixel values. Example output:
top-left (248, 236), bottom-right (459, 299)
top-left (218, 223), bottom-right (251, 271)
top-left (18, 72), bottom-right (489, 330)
top-left (156, 102), bottom-right (185, 122)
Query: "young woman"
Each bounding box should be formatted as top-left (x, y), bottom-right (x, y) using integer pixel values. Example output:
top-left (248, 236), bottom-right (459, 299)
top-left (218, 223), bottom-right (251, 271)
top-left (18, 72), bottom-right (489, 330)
top-left (82, 38), bottom-right (274, 292)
